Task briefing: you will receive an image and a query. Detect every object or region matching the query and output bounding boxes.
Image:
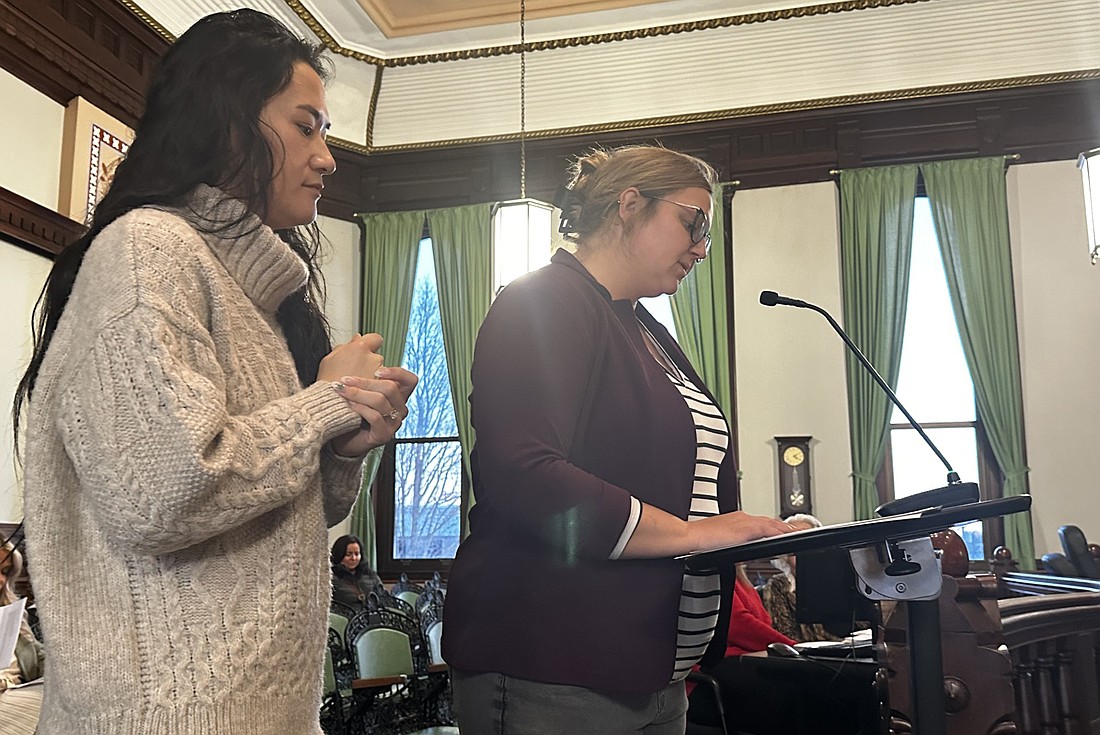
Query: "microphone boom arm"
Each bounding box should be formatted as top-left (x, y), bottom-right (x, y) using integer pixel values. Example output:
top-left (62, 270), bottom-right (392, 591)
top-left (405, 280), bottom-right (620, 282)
top-left (793, 300), bottom-right (961, 485)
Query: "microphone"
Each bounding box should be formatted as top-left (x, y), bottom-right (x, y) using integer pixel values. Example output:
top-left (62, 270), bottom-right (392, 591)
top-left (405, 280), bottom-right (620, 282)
top-left (759, 290), bottom-right (808, 308)
top-left (759, 290), bottom-right (979, 515)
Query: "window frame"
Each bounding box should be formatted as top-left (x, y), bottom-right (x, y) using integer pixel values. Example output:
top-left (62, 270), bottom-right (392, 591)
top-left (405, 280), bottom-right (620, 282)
top-left (878, 418), bottom-right (1004, 562)
top-left (374, 437), bottom-right (465, 578)
top-left (371, 229), bottom-right (466, 580)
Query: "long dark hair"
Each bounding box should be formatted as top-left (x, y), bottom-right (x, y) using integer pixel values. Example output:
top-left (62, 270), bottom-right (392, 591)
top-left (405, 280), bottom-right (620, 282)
top-left (13, 9), bottom-right (334, 454)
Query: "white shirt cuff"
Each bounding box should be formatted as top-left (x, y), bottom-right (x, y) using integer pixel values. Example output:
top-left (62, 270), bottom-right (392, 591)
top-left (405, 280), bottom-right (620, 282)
top-left (608, 497), bottom-right (642, 560)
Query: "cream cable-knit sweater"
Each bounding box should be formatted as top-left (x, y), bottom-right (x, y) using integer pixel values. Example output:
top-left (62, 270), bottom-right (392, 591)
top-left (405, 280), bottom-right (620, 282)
top-left (23, 186), bottom-right (366, 734)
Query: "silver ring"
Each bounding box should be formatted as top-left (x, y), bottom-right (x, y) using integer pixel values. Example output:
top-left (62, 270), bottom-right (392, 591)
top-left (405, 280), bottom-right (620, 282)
top-left (385, 409), bottom-right (400, 421)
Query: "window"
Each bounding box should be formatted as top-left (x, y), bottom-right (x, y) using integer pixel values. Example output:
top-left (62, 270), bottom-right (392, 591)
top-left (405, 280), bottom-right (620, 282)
top-left (881, 197), bottom-right (999, 562)
top-left (376, 238), bottom-right (463, 576)
top-left (640, 294), bottom-right (677, 338)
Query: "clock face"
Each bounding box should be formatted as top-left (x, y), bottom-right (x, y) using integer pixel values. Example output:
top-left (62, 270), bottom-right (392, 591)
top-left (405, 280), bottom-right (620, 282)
top-left (782, 446), bottom-right (805, 467)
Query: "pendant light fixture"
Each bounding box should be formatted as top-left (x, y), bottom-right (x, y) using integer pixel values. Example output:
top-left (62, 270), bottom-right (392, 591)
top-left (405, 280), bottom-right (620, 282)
top-left (491, 0), bottom-right (554, 296)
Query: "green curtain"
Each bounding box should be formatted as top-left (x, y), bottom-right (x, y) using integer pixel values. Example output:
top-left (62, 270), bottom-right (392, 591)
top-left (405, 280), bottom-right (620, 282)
top-left (920, 157), bottom-right (1034, 568)
top-left (670, 183), bottom-right (733, 420)
top-left (350, 209), bottom-right (424, 568)
top-left (426, 204), bottom-right (492, 529)
top-left (839, 165), bottom-right (919, 520)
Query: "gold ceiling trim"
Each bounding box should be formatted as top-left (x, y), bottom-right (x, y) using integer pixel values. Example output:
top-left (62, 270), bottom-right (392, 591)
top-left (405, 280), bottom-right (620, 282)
top-left (282, 0), bottom-right (390, 65)
top-left (127, 0), bottom-right (931, 67)
top-left (363, 66), bottom-right (385, 147)
top-left (285, 0), bottom-right (934, 68)
top-left (118, 0), bottom-right (176, 43)
top-left (338, 69), bottom-right (1100, 154)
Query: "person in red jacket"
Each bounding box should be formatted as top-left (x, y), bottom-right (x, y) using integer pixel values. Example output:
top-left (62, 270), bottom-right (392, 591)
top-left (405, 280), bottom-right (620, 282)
top-left (725, 566), bottom-right (795, 657)
top-left (686, 566), bottom-right (792, 703)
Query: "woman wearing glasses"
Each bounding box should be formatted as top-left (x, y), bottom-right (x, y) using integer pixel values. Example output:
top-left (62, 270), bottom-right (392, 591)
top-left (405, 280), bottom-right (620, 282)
top-left (443, 145), bottom-right (793, 733)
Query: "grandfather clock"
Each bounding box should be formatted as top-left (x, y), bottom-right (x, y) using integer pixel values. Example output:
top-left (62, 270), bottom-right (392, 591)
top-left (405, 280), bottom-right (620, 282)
top-left (775, 436), bottom-right (812, 517)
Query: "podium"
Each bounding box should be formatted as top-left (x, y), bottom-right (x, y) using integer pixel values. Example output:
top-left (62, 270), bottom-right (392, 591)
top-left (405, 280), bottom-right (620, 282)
top-left (684, 495), bottom-right (1032, 735)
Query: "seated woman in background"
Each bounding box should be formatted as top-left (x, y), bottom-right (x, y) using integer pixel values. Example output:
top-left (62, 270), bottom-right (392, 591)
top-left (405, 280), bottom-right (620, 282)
top-left (0, 541), bottom-right (45, 735)
top-left (759, 513), bottom-right (842, 643)
top-left (330, 534), bottom-right (384, 612)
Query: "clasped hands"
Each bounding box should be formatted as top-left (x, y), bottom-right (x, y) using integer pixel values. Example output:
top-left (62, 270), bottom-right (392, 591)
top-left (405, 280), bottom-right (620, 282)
top-left (319, 333), bottom-right (418, 457)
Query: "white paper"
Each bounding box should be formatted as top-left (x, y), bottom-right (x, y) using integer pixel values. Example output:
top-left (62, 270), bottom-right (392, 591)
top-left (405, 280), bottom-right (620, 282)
top-left (0, 597), bottom-right (26, 667)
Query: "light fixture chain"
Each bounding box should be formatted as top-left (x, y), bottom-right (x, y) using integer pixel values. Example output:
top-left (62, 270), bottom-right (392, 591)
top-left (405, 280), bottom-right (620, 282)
top-left (520, 0), bottom-right (527, 199)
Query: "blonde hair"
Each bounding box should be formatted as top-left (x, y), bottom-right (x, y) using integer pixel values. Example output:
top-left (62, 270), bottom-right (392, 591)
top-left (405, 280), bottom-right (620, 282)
top-left (558, 145), bottom-right (719, 243)
top-left (0, 541), bottom-right (23, 606)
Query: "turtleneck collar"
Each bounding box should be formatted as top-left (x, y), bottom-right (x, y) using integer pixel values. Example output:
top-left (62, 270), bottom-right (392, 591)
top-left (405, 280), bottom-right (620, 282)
top-left (177, 184), bottom-right (309, 314)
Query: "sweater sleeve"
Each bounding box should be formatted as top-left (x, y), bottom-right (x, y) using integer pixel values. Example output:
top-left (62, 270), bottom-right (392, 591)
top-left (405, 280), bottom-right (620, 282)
top-left (320, 444), bottom-right (369, 527)
top-left (469, 274), bottom-right (633, 560)
top-left (57, 304), bottom-right (363, 555)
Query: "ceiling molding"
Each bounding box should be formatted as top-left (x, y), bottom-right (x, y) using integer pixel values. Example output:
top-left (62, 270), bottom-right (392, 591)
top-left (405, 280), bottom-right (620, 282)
top-left (325, 68), bottom-right (1100, 154)
top-left (0, 186), bottom-right (85, 258)
top-left (116, 0), bottom-right (174, 43)
top-left (357, 0), bottom-right (674, 38)
top-left (283, 0), bottom-right (932, 67)
top-left (339, 76), bottom-right (1100, 217)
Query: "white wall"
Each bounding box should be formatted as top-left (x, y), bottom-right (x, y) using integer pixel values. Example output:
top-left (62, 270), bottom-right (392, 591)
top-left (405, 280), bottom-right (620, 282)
top-left (318, 214), bottom-right (362, 346)
top-left (0, 69), bottom-right (65, 522)
top-left (731, 183), bottom-right (853, 525)
top-left (0, 68), bottom-right (64, 209)
top-left (730, 162), bottom-right (1100, 559)
top-left (317, 214), bottom-right (363, 542)
top-left (0, 243), bottom-right (52, 522)
top-left (1009, 160), bottom-right (1100, 556)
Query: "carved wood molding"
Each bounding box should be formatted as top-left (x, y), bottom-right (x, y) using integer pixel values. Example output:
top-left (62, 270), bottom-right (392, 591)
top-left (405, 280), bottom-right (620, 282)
top-left (0, 0), bottom-right (168, 128)
top-left (0, 186), bottom-right (85, 257)
top-left (346, 78), bottom-right (1100, 213)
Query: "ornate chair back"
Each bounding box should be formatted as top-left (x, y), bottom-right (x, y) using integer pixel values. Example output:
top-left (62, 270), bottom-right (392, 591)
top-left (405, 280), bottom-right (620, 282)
top-left (418, 588), bottom-right (446, 667)
top-left (393, 572), bottom-right (426, 609)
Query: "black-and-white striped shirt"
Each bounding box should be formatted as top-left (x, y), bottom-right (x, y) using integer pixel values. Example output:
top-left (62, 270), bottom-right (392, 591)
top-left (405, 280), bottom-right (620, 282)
top-left (608, 322), bottom-right (729, 681)
top-left (667, 366), bottom-right (726, 681)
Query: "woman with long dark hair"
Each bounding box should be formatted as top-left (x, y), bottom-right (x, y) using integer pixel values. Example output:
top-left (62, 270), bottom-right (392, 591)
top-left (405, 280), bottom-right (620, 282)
top-left (329, 534), bottom-right (384, 611)
top-left (11, 10), bottom-right (416, 734)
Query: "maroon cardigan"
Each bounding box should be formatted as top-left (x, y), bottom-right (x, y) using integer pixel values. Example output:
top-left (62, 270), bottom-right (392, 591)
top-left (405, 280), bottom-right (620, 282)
top-left (442, 249), bottom-right (739, 694)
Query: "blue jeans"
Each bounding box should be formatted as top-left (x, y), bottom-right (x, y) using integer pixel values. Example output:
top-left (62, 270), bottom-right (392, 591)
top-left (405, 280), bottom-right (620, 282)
top-left (451, 669), bottom-right (688, 735)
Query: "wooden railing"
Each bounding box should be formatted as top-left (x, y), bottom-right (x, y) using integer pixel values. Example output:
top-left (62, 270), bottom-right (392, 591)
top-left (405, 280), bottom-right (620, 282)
top-left (993, 549), bottom-right (1100, 735)
top-left (884, 537), bottom-right (1100, 735)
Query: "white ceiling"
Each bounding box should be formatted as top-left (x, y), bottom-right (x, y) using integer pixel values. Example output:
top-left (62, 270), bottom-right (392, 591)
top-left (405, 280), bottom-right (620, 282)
top-left (129, 0), bottom-right (825, 59)
top-left (124, 0), bottom-right (1100, 152)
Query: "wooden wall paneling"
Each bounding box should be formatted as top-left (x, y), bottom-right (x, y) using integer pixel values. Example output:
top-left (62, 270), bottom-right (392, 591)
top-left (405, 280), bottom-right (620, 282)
top-left (345, 79), bottom-right (1100, 214)
top-left (0, 0), bottom-right (168, 128)
top-left (0, 185), bottom-right (84, 257)
top-left (318, 147), bottom-right (371, 221)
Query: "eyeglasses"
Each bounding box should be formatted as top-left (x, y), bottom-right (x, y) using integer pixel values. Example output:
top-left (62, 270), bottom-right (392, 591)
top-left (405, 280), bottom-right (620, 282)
top-left (640, 193), bottom-right (712, 251)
